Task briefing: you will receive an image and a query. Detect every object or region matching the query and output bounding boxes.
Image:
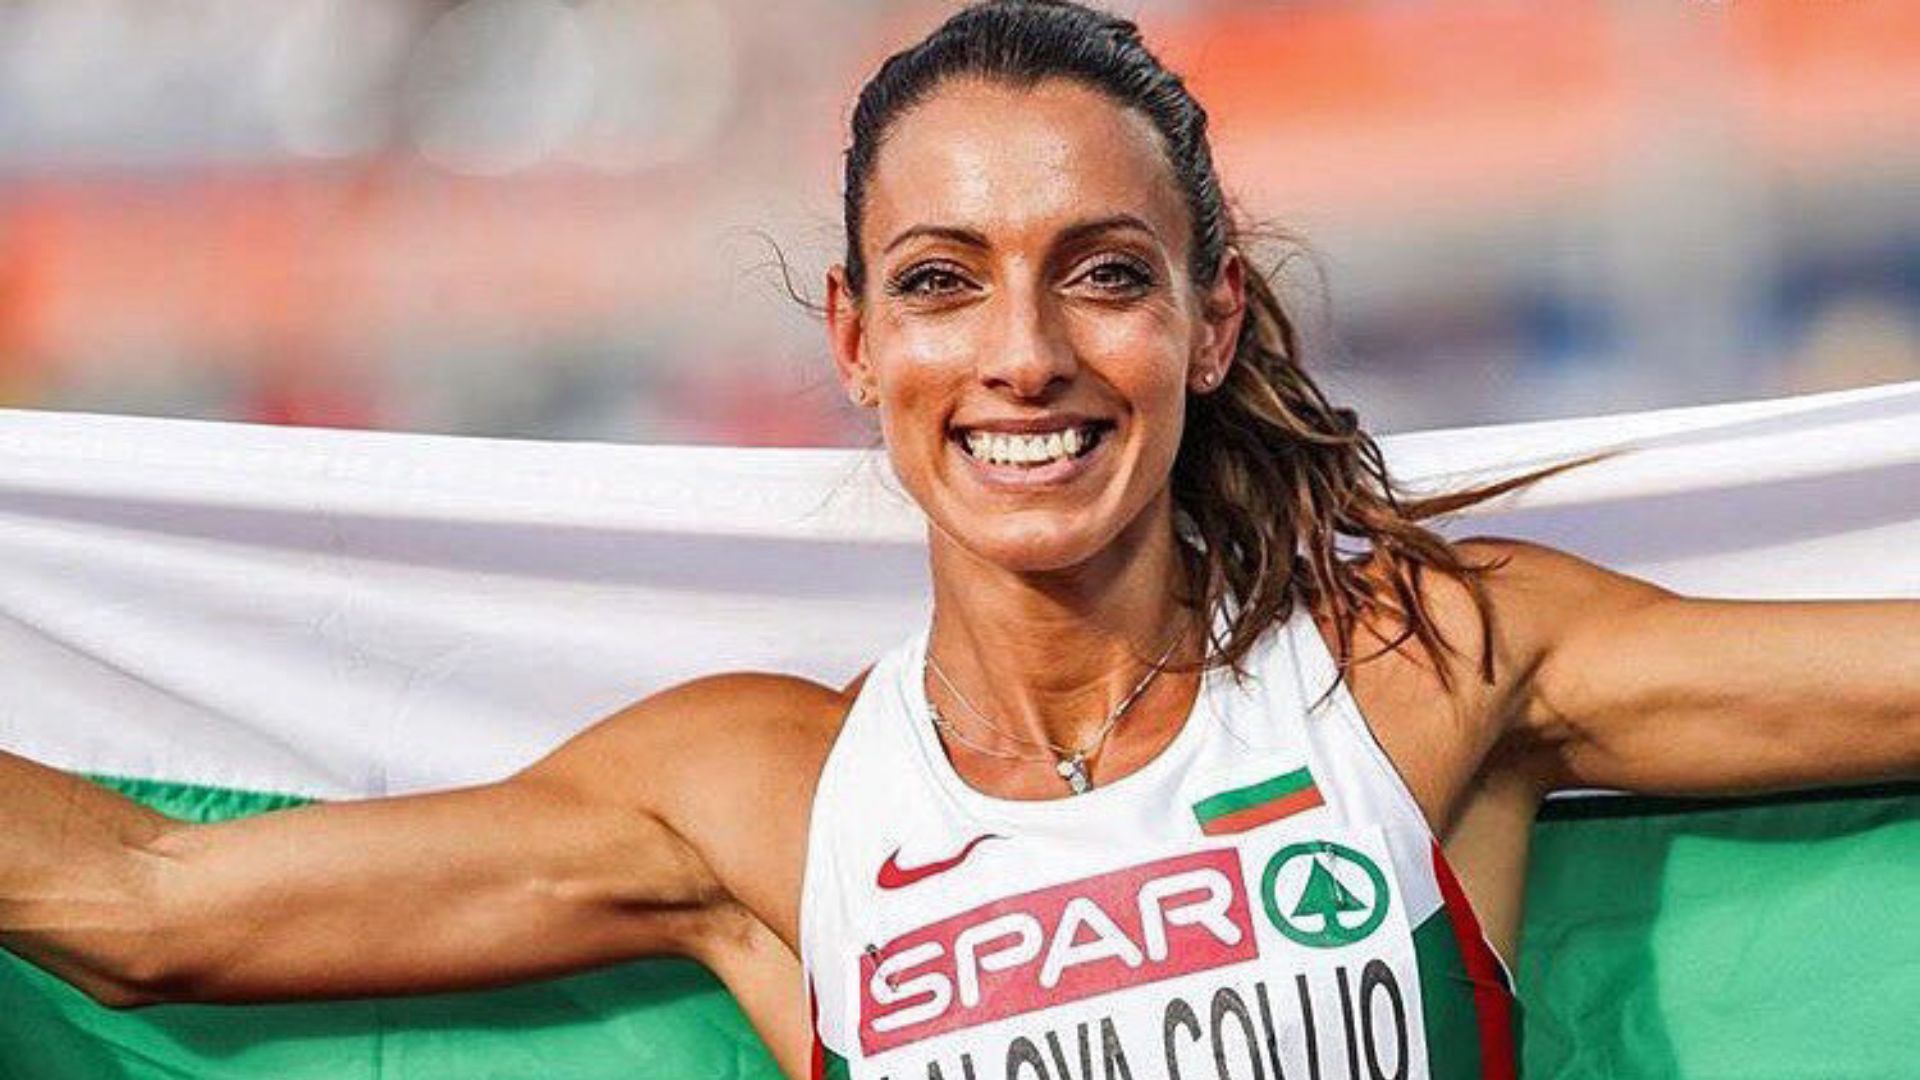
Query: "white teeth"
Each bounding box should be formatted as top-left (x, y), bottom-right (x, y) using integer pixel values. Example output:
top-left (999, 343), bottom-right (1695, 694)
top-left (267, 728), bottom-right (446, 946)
top-left (960, 425), bottom-right (1100, 466)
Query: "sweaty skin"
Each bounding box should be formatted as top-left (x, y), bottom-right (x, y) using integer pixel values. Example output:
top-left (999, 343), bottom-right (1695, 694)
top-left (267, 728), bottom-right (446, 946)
top-left (2, 75), bottom-right (1914, 1080)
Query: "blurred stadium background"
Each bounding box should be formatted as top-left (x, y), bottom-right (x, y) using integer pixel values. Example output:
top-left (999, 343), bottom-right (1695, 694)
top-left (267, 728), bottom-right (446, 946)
top-left (0, 0), bottom-right (1914, 445)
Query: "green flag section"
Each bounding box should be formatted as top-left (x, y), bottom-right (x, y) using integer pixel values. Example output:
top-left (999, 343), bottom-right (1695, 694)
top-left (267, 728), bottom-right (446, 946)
top-left (0, 777), bottom-right (1913, 1078)
top-left (1519, 784), bottom-right (1917, 1080)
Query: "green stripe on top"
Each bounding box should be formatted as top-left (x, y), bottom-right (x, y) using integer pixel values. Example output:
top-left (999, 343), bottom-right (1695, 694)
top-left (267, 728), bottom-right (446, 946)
top-left (1192, 766), bottom-right (1315, 824)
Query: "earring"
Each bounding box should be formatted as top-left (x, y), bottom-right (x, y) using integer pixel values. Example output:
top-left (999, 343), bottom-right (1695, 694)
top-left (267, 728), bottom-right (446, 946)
top-left (850, 385), bottom-right (873, 407)
top-left (1197, 370), bottom-right (1218, 390)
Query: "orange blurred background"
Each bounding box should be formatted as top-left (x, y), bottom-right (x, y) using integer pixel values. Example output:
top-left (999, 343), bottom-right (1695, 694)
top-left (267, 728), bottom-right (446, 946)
top-left (0, 0), bottom-right (1914, 443)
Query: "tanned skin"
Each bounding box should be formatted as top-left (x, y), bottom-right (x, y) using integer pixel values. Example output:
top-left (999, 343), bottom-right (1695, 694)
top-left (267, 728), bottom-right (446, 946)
top-left (4, 78), bottom-right (1915, 1080)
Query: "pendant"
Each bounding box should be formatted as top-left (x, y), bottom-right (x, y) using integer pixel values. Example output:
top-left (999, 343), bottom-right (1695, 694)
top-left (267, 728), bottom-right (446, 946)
top-left (1056, 754), bottom-right (1092, 795)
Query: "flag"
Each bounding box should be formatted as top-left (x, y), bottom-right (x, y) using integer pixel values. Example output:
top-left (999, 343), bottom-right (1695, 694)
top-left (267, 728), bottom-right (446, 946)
top-left (1, 381), bottom-right (1915, 1078)
top-left (1192, 766), bottom-right (1324, 835)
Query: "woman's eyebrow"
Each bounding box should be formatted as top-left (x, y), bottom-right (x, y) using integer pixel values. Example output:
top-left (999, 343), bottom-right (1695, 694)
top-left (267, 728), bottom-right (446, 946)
top-left (1054, 213), bottom-right (1159, 248)
top-left (883, 224), bottom-right (989, 256)
top-left (882, 214), bottom-right (1160, 258)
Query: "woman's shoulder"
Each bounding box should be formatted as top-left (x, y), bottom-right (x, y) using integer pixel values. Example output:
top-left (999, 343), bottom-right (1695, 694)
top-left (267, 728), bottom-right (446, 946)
top-left (603, 635), bottom-right (912, 786)
top-left (540, 672), bottom-right (857, 806)
top-left (1335, 535), bottom-right (1623, 653)
top-left (652, 670), bottom-right (863, 752)
top-left (1423, 534), bottom-right (1669, 667)
top-left (1312, 536), bottom-right (1601, 743)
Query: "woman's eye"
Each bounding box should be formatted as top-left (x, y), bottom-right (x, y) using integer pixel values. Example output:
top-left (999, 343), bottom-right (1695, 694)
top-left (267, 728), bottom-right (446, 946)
top-left (1079, 258), bottom-right (1153, 293)
top-left (889, 265), bottom-right (970, 298)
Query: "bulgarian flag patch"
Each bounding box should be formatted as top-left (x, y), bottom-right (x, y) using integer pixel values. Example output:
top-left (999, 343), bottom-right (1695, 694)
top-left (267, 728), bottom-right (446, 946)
top-left (1192, 766), bottom-right (1324, 835)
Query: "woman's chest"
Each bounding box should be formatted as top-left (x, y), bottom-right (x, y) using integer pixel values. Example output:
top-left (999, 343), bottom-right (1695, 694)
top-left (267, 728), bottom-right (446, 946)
top-left (804, 755), bottom-right (1514, 1077)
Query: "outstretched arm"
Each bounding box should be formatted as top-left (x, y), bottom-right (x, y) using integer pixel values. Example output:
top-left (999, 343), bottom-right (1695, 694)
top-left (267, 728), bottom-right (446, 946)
top-left (0, 672), bottom-right (835, 1008)
top-left (1478, 538), bottom-right (1920, 795)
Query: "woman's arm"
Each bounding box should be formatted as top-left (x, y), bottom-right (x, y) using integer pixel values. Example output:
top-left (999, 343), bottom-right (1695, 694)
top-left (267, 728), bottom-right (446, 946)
top-left (1473, 537), bottom-right (1920, 794)
top-left (0, 672), bottom-right (838, 1007)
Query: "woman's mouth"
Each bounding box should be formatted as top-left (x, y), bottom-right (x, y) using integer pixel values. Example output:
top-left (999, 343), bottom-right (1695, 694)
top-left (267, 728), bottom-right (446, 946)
top-left (948, 420), bottom-right (1114, 487)
top-left (956, 422), bottom-right (1108, 467)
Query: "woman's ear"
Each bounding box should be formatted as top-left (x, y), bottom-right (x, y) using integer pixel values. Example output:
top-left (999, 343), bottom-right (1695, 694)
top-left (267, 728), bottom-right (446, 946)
top-left (826, 265), bottom-right (874, 407)
top-left (1192, 249), bottom-right (1247, 391)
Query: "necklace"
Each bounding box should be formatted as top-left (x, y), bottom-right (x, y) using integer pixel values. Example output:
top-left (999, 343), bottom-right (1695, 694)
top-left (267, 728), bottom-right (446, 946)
top-left (924, 623), bottom-right (1189, 795)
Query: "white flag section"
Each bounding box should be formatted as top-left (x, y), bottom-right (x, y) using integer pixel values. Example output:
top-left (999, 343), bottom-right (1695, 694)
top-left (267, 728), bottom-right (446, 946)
top-left (2, 381), bottom-right (1915, 800)
top-left (0, 381), bottom-right (1915, 1080)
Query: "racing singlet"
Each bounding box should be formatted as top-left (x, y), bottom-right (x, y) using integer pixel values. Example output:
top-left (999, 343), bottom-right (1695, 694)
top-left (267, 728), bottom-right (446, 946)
top-left (799, 601), bottom-right (1521, 1080)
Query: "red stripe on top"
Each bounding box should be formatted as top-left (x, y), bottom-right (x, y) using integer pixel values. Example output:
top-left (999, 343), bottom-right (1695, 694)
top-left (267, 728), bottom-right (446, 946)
top-left (1428, 838), bottom-right (1518, 1079)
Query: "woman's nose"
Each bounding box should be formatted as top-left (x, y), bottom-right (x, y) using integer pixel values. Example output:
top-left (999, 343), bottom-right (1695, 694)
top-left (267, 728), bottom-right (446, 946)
top-left (977, 284), bottom-right (1075, 398)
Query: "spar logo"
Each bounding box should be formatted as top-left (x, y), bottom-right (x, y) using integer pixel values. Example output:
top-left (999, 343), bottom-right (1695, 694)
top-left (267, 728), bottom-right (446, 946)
top-left (857, 849), bottom-right (1256, 1054)
top-left (1259, 840), bottom-right (1390, 948)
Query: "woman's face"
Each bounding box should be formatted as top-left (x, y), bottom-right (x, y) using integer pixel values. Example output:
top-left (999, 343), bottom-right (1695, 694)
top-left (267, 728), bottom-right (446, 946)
top-left (828, 77), bottom-right (1243, 575)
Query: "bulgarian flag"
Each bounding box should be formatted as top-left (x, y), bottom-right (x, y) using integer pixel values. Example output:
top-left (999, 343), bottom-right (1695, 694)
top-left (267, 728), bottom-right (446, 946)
top-left (1193, 767), bottom-right (1323, 835)
top-left (1, 381), bottom-right (1916, 1078)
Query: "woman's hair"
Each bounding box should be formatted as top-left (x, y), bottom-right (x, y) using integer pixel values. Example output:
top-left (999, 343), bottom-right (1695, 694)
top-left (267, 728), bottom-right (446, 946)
top-left (843, 0), bottom-right (1607, 701)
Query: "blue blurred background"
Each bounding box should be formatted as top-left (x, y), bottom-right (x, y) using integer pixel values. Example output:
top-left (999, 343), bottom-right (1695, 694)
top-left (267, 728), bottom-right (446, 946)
top-left (0, 0), bottom-right (1914, 443)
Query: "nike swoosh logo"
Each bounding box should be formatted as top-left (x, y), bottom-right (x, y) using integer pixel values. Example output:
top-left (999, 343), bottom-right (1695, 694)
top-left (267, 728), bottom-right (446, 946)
top-left (876, 833), bottom-right (1003, 891)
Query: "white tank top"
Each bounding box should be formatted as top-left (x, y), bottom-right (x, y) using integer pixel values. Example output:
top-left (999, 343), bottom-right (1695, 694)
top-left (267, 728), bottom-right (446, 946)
top-left (798, 601), bottom-right (1521, 1080)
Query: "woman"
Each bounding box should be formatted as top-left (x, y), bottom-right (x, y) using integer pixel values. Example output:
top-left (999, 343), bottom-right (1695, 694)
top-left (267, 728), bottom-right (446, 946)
top-left (2, 3), bottom-right (1914, 1078)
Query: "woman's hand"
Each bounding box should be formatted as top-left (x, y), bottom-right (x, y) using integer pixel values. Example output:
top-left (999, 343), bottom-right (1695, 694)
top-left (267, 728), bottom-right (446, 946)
top-left (0, 672), bottom-right (843, 1009)
top-left (1475, 537), bottom-right (1920, 795)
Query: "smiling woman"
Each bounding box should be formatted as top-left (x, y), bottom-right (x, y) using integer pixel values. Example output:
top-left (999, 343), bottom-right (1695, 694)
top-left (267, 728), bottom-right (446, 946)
top-left (0, 3), bottom-right (1915, 1080)
top-left (832, 76), bottom-right (1218, 582)
top-left (825, 31), bottom-right (1581, 684)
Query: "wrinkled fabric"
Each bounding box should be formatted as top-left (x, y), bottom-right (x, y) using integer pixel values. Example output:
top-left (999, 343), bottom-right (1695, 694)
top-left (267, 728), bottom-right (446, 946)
top-left (0, 382), bottom-right (1914, 1077)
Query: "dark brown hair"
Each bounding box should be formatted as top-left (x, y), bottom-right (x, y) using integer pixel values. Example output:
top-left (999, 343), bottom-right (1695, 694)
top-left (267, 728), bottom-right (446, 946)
top-left (844, 0), bottom-right (1607, 701)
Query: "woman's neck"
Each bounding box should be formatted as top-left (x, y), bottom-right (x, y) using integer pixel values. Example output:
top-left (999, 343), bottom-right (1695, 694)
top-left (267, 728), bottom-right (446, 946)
top-left (923, 502), bottom-right (1207, 760)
